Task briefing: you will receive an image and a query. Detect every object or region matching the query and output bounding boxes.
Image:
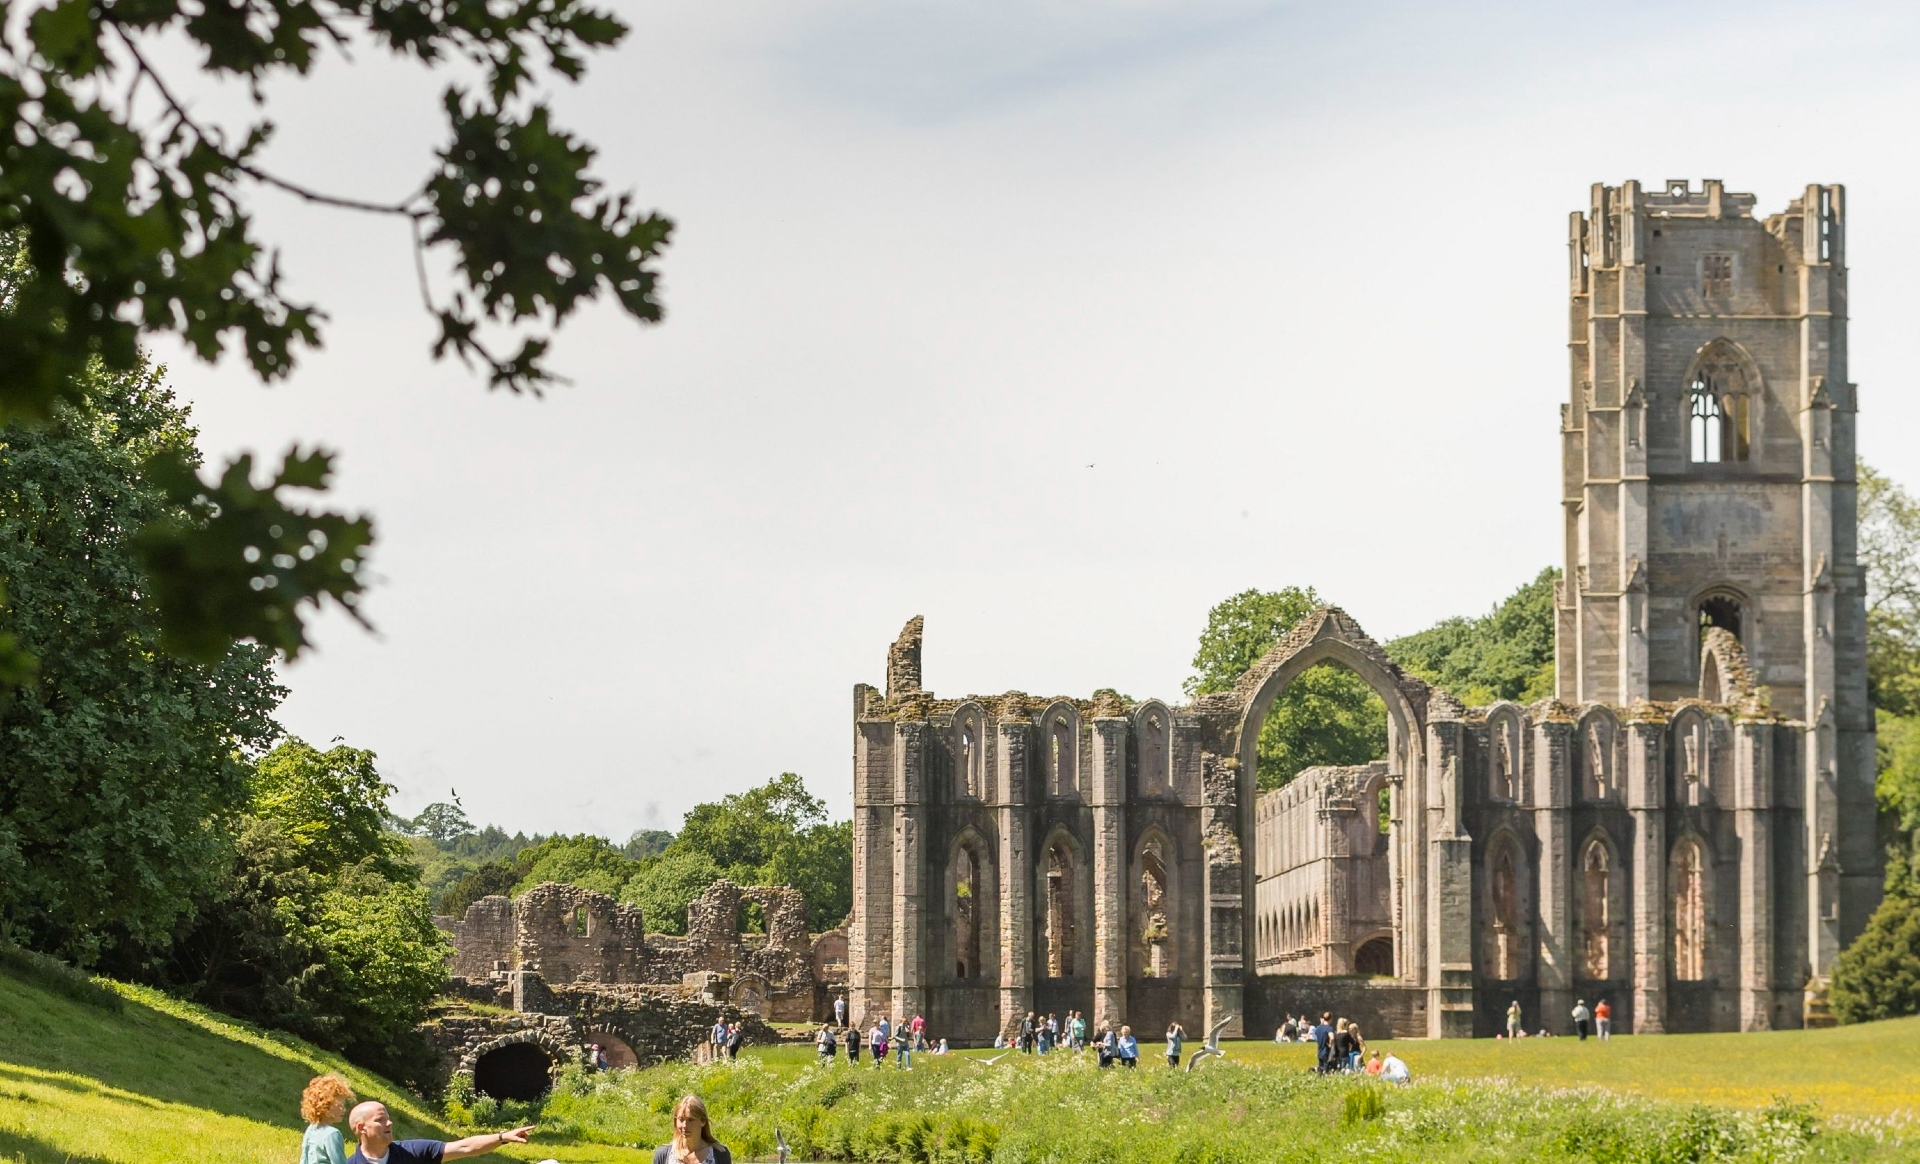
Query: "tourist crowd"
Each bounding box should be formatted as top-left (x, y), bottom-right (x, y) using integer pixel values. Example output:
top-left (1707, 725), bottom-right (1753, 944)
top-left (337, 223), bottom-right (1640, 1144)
top-left (1272, 1013), bottom-right (1410, 1082)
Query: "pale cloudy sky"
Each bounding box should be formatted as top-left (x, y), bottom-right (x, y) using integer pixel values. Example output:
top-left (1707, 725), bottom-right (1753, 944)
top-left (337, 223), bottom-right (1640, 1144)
top-left (155, 1), bottom-right (1920, 836)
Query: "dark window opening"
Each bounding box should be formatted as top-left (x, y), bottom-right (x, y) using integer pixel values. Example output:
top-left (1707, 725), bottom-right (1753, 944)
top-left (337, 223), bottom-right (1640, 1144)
top-left (1699, 597), bottom-right (1742, 641)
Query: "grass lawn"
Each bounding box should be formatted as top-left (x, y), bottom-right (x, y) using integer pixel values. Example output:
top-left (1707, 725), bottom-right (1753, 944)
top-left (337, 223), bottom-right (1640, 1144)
top-left (0, 967), bottom-right (646, 1164)
top-left (1207, 1022), bottom-right (1920, 1118)
top-left (7, 957), bottom-right (1918, 1164)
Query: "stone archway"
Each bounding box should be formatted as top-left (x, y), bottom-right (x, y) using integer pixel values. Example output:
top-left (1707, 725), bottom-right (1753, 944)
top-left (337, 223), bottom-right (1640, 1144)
top-left (1231, 608), bottom-right (1430, 989)
top-left (473, 1042), bottom-right (554, 1101)
top-left (460, 1028), bottom-right (575, 1100)
top-left (583, 1029), bottom-right (639, 1070)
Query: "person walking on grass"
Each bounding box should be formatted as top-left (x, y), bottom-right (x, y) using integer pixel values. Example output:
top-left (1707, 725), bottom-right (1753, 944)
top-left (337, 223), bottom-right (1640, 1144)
top-left (1506, 1000), bottom-right (1523, 1040)
top-left (815, 1023), bottom-right (836, 1065)
top-left (301, 1074), bottom-right (354, 1164)
top-left (1019, 1011), bottom-right (1036, 1054)
top-left (1071, 1010), bottom-right (1087, 1050)
top-left (1116, 1025), bottom-right (1139, 1068)
top-left (1347, 1025), bottom-right (1366, 1072)
top-left (869, 1019), bottom-right (887, 1068)
top-left (655, 1093), bottom-right (733, 1164)
top-left (1095, 1022), bottom-right (1116, 1068)
top-left (1165, 1021), bottom-right (1185, 1068)
top-left (1595, 998), bottom-right (1612, 1041)
top-left (726, 1021), bottom-right (744, 1061)
top-left (847, 1019), bottom-right (862, 1064)
top-left (1571, 999), bottom-right (1593, 1041)
top-left (346, 1101), bottom-right (531, 1164)
top-left (896, 1019), bottom-right (913, 1070)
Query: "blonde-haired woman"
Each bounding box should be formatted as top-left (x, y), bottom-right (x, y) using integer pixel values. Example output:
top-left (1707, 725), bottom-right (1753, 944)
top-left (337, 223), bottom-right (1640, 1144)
top-left (299, 1074), bottom-right (355, 1164)
top-left (653, 1094), bottom-right (731, 1164)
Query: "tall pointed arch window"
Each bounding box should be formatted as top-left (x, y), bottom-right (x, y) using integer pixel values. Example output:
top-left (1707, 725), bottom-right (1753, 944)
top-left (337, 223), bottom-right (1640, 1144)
top-left (1045, 841), bottom-right (1076, 977)
top-left (1688, 345), bottom-right (1751, 464)
top-left (953, 843), bottom-right (981, 979)
top-left (1673, 839), bottom-right (1707, 981)
top-left (1580, 840), bottom-right (1612, 980)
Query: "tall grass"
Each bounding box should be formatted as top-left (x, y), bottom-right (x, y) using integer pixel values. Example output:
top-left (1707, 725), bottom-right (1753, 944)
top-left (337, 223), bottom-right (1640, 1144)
top-left (533, 1050), bottom-right (1906, 1163)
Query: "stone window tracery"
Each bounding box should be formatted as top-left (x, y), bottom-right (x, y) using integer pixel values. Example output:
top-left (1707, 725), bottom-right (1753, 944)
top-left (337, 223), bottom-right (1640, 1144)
top-left (1582, 717), bottom-right (1615, 803)
top-left (1490, 714), bottom-right (1519, 802)
top-left (1702, 253), bottom-right (1733, 297)
top-left (1688, 349), bottom-right (1750, 464)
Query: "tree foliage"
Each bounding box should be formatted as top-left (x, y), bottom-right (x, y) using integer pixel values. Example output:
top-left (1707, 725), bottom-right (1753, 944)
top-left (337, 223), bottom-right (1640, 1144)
top-left (0, 0), bottom-right (670, 660)
top-left (132, 737), bottom-right (449, 1087)
top-left (1833, 462), bottom-right (1920, 1022)
top-left (1861, 461), bottom-right (1920, 718)
top-left (1387, 568), bottom-right (1559, 706)
top-left (620, 845), bottom-right (721, 936)
top-left (1186, 587), bottom-right (1388, 790)
top-left (0, 352), bottom-right (282, 963)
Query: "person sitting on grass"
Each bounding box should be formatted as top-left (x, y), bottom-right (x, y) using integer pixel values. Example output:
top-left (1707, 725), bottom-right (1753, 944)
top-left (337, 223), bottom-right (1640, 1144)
top-left (1380, 1052), bottom-right (1410, 1085)
top-left (655, 1094), bottom-right (732, 1164)
top-left (1364, 1051), bottom-right (1384, 1076)
top-left (301, 1074), bottom-right (354, 1164)
top-left (345, 1101), bottom-right (532, 1164)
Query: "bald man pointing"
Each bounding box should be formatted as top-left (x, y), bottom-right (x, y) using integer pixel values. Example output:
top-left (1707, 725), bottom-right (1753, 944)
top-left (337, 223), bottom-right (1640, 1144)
top-left (347, 1100), bottom-right (535, 1164)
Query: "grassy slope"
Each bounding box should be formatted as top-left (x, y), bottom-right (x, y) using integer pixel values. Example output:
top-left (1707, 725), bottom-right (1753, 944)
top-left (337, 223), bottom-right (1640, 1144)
top-left (0, 969), bottom-right (640, 1164)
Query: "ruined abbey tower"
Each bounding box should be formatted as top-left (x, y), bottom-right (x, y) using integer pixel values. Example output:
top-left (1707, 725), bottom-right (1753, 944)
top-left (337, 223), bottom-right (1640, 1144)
top-left (849, 180), bottom-right (1878, 1041)
top-left (1558, 181), bottom-right (1876, 978)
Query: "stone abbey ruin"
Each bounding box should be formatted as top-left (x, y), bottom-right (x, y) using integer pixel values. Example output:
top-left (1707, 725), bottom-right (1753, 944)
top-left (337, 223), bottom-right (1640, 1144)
top-left (437, 179), bottom-right (1876, 1070)
top-left (849, 180), bottom-right (1877, 1042)
top-left (429, 878), bottom-right (848, 1095)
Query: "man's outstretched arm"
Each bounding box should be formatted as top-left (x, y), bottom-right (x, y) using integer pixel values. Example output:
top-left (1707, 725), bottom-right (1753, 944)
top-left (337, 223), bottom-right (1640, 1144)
top-left (444, 1127), bottom-right (535, 1160)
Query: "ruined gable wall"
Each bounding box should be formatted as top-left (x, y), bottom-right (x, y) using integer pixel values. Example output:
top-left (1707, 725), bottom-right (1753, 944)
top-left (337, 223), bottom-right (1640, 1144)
top-left (514, 882), bottom-right (648, 985)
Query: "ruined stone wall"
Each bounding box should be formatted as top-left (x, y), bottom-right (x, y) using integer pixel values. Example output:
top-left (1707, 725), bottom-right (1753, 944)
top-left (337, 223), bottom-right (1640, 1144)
top-left (439, 895), bottom-right (514, 980)
top-left (509, 882), bottom-right (649, 985)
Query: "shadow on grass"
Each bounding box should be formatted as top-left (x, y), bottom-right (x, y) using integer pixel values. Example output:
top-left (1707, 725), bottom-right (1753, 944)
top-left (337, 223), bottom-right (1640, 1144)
top-left (0, 1127), bottom-right (122, 1164)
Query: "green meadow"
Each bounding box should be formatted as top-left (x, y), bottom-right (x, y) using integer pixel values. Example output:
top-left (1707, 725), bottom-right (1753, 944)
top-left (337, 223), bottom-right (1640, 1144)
top-left (5, 962), bottom-right (1917, 1164)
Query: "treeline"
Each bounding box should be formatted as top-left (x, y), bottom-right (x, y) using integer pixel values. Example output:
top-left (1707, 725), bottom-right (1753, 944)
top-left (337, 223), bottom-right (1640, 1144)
top-left (406, 771), bottom-right (852, 934)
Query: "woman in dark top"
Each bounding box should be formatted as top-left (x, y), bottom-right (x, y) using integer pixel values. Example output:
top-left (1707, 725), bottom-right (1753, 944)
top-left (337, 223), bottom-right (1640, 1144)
top-left (654, 1094), bottom-right (731, 1164)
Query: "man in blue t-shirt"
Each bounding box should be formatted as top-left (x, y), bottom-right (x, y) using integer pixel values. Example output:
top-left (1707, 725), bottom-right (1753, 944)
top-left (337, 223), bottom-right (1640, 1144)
top-left (1310, 1013), bottom-right (1334, 1074)
top-left (347, 1100), bottom-right (534, 1164)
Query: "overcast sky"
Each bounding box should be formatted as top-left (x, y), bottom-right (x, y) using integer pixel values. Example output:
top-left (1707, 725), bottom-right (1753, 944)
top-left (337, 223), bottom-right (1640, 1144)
top-left (154, 0), bottom-right (1920, 837)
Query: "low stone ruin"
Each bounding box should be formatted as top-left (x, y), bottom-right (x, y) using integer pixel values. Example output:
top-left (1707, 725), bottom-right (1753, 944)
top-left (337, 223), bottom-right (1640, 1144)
top-left (427, 877), bottom-right (846, 1091)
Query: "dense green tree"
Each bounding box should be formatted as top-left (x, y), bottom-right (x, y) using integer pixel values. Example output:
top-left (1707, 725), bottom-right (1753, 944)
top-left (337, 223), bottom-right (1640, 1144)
top-left (625, 829), bottom-right (676, 861)
top-left (620, 846), bottom-right (722, 936)
top-left (436, 856), bottom-right (533, 919)
top-left (134, 737), bottom-right (449, 1087)
top-left (402, 799), bottom-right (478, 846)
top-left (1387, 568), bottom-right (1559, 706)
top-left (1185, 588), bottom-right (1388, 790)
top-left (0, 354), bottom-right (283, 964)
top-left (1835, 462), bottom-right (1920, 1022)
top-left (512, 834), bottom-right (638, 899)
top-left (1861, 462), bottom-right (1920, 718)
top-left (0, 1), bottom-right (669, 662)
